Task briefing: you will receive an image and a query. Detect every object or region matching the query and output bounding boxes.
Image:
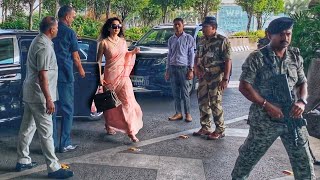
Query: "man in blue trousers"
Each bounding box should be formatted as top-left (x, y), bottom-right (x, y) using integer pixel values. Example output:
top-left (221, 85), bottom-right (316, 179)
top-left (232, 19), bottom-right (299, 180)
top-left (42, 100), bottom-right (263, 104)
top-left (53, 5), bottom-right (85, 153)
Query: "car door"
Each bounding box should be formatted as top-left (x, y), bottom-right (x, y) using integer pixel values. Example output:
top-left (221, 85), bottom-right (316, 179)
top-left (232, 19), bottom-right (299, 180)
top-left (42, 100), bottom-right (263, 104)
top-left (73, 38), bottom-right (100, 118)
top-left (0, 35), bottom-right (21, 122)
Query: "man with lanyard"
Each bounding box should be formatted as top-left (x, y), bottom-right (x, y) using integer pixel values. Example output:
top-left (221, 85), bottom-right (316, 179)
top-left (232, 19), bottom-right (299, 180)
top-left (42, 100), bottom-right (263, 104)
top-left (165, 17), bottom-right (195, 122)
top-left (231, 17), bottom-right (315, 179)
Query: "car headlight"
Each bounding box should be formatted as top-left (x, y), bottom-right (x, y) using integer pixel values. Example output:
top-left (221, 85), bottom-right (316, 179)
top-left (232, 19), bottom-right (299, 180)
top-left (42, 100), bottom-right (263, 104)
top-left (154, 57), bottom-right (167, 65)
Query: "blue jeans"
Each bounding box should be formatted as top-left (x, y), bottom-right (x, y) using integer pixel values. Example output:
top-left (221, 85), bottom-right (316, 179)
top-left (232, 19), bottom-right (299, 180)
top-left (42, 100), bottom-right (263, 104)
top-left (52, 82), bottom-right (74, 150)
top-left (169, 66), bottom-right (192, 114)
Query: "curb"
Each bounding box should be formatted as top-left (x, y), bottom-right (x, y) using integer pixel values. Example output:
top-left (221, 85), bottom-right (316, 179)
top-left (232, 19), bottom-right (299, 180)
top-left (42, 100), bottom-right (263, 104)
top-left (231, 46), bottom-right (251, 52)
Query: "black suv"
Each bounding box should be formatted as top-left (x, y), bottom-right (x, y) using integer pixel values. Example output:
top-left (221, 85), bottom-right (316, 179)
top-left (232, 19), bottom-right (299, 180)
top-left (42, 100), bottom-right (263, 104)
top-left (0, 30), bottom-right (101, 124)
top-left (129, 24), bottom-right (225, 95)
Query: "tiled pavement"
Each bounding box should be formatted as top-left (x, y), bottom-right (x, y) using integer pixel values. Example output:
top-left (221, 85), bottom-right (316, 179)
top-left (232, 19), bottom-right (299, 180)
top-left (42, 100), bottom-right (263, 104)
top-left (1, 116), bottom-right (319, 180)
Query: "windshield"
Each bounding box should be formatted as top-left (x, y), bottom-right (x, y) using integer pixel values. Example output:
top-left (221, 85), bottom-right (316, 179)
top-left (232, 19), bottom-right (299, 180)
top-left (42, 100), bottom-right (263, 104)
top-left (136, 28), bottom-right (195, 47)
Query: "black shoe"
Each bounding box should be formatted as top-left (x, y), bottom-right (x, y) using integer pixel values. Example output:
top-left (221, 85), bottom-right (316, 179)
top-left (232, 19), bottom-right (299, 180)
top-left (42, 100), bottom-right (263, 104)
top-left (48, 168), bottom-right (74, 179)
top-left (15, 162), bottom-right (38, 172)
top-left (61, 144), bottom-right (78, 153)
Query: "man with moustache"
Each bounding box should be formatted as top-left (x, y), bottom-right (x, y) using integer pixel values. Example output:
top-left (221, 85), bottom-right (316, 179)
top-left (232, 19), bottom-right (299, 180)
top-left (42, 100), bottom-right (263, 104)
top-left (16, 16), bottom-right (74, 179)
top-left (193, 16), bottom-right (232, 140)
top-left (231, 17), bottom-right (315, 179)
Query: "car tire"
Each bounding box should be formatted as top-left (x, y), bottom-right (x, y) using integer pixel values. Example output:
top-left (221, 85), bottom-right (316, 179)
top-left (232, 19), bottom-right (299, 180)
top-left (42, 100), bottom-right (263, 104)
top-left (89, 112), bottom-right (103, 121)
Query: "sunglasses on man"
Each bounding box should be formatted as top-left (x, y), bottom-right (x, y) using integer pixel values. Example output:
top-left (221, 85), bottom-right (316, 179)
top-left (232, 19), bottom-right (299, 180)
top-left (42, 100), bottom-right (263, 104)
top-left (111, 24), bottom-right (122, 29)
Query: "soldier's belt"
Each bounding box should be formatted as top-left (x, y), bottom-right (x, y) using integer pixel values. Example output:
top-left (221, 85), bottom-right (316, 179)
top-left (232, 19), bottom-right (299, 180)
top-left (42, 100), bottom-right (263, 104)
top-left (204, 66), bottom-right (223, 72)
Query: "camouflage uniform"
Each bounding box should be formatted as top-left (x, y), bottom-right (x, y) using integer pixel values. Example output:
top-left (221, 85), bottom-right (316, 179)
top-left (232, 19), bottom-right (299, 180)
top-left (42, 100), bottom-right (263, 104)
top-left (231, 45), bottom-right (315, 180)
top-left (196, 34), bottom-right (231, 133)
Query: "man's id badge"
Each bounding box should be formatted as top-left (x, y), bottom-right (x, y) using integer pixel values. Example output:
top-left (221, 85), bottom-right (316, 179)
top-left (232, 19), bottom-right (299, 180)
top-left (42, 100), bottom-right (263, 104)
top-left (205, 52), bottom-right (214, 57)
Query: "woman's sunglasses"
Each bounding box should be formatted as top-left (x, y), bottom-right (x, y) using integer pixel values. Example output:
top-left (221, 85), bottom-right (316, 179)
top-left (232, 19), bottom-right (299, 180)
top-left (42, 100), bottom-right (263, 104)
top-left (111, 24), bottom-right (122, 29)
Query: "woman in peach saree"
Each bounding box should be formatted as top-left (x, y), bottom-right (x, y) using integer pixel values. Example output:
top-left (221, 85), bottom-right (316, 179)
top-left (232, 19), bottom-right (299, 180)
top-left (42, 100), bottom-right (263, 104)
top-left (97, 17), bottom-right (143, 142)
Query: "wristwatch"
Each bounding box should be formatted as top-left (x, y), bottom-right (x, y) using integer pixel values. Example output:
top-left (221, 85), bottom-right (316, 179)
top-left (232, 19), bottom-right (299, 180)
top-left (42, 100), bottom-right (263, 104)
top-left (297, 99), bottom-right (308, 105)
top-left (188, 67), bottom-right (194, 71)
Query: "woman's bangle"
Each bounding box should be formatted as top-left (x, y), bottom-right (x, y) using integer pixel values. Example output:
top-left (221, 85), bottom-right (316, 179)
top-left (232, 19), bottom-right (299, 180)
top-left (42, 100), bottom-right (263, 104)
top-left (262, 99), bottom-right (267, 108)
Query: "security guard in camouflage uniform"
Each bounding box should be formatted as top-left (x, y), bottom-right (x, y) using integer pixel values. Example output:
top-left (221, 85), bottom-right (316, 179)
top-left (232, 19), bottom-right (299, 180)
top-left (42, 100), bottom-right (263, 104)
top-left (231, 17), bottom-right (315, 180)
top-left (193, 16), bottom-right (232, 140)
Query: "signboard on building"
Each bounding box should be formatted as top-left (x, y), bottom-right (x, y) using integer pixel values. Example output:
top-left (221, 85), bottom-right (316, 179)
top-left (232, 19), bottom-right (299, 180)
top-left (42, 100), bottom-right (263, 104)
top-left (217, 5), bottom-right (255, 33)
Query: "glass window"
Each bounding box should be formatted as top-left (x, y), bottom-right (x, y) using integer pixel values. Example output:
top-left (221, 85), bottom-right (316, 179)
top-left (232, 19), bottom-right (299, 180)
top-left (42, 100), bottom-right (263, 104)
top-left (184, 28), bottom-right (195, 37)
top-left (137, 29), bottom-right (174, 47)
top-left (137, 28), bottom-right (197, 47)
top-left (0, 38), bottom-right (14, 65)
top-left (77, 39), bottom-right (98, 62)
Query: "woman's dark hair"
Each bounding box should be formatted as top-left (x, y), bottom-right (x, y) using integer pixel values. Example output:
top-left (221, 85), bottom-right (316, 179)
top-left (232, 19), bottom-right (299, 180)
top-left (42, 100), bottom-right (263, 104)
top-left (99, 17), bottom-right (124, 40)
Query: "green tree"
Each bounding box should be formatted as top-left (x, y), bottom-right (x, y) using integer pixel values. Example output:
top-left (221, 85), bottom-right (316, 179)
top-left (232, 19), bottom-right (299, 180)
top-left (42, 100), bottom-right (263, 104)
top-left (112, 0), bottom-right (148, 22)
top-left (285, 0), bottom-right (310, 15)
top-left (139, 3), bottom-right (161, 26)
top-left (0, 0), bottom-right (24, 20)
top-left (150, 0), bottom-right (189, 23)
top-left (23, 0), bottom-right (37, 30)
top-left (59, 0), bottom-right (87, 11)
top-left (42, 0), bottom-right (57, 16)
top-left (290, 4), bottom-right (320, 71)
top-left (254, 0), bottom-right (285, 30)
top-left (87, 0), bottom-right (114, 20)
top-left (186, 0), bottom-right (221, 21)
top-left (236, 0), bottom-right (255, 32)
top-left (1, 0), bottom-right (10, 22)
top-left (42, 0), bottom-right (87, 18)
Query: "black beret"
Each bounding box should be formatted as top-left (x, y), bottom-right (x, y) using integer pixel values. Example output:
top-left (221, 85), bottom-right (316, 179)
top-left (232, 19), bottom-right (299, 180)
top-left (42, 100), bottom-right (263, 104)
top-left (200, 16), bottom-right (217, 26)
top-left (267, 17), bottom-right (294, 35)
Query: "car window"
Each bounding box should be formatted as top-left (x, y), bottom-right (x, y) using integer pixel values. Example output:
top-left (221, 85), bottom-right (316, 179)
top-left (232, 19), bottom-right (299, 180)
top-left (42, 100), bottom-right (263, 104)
top-left (19, 39), bottom-right (34, 80)
top-left (78, 39), bottom-right (98, 62)
top-left (0, 38), bottom-right (14, 65)
top-left (137, 28), bottom-right (174, 47)
top-left (184, 28), bottom-right (195, 37)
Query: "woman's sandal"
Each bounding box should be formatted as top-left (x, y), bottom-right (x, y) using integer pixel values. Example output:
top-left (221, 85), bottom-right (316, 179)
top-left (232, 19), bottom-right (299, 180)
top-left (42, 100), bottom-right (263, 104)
top-left (106, 127), bottom-right (116, 135)
top-left (128, 134), bottom-right (139, 142)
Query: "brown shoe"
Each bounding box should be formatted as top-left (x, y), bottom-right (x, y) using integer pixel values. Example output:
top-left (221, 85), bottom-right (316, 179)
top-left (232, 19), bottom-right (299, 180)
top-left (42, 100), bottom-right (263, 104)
top-left (207, 131), bottom-right (225, 140)
top-left (192, 128), bottom-right (211, 136)
top-left (185, 113), bottom-right (192, 122)
top-left (168, 113), bottom-right (183, 121)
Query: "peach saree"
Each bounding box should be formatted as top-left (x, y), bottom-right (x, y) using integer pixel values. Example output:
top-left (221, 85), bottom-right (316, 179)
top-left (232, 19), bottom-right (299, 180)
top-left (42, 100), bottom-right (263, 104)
top-left (101, 38), bottom-right (143, 136)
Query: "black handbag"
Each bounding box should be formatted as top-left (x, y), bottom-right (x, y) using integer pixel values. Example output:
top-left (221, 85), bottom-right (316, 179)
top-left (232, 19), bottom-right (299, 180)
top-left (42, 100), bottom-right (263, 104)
top-left (93, 86), bottom-right (121, 112)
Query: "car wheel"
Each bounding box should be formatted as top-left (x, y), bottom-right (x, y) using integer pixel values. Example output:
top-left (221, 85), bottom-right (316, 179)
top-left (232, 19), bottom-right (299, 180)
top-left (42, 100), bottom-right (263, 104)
top-left (89, 112), bottom-right (103, 121)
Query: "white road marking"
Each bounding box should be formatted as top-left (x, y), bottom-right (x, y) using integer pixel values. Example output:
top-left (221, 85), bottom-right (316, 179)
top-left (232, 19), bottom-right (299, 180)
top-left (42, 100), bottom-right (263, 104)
top-left (0, 115), bottom-right (296, 180)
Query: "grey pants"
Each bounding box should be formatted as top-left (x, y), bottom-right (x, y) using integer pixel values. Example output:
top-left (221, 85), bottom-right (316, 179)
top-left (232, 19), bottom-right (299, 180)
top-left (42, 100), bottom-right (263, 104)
top-left (231, 124), bottom-right (315, 180)
top-left (17, 102), bottom-right (61, 172)
top-left (169, 65), bottom-right (192, 114)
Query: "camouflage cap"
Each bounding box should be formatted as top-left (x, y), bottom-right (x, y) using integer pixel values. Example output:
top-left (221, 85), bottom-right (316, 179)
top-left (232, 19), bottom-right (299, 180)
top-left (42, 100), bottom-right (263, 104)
top-left (267, 17), bottom-right (294, 35)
